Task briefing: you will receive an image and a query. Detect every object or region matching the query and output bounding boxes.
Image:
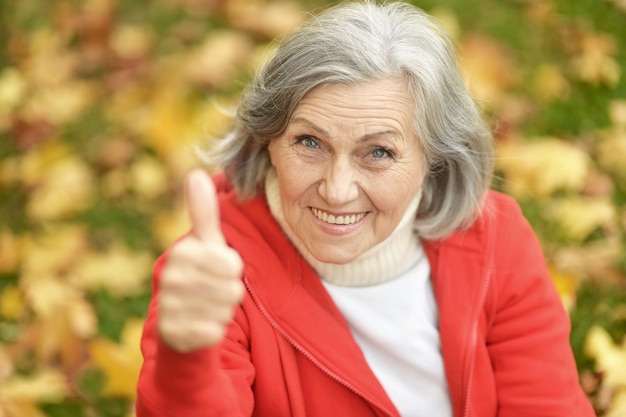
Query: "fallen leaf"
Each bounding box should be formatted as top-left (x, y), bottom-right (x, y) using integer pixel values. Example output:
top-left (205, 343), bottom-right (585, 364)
top-left (0, 67), bottom-right (27, 116)
top-left (89, 319), bottom-right (144, 398)
top-left (0, 230), bottom-right (23, 274)
top-left (129, 155), bottom-right (169, 199)
top-left (101, 167), bottom-right (130, 198)
top-left (139, 84), bottom-right (198, 158)
top-left (605, 389), bottom-right (626, 417)
top-left (596, 127), bottom-right (626, 181)
top-left (26, 154), bottom-right (96, 221)
top-left (458, 35), bottom-right (518, 108)
top-left (152, 206), bottom-right (189, 250)
top-left (548, 196), bottom-right (616, 241)
top-left (95, 136), bottom-right (137, 168)
top-left (549, 266), bottom-right (578, 311)
top-left (20, 226), bottom-right (88, 277)
top-left (23, 29), bottom-right (78, 88)
top-left (496, 138), bottom-right (590, 198)
top-left (585, 326), bottom-right (626, 388)
top-left (0, 369), bottom-right (69, 403)
top-left (0, 284), bottom-right (26, 321)
top-left (225, 0), bottom-right (305, 38)
top-left (552, 236), bottom-right (623, 281)
top-left (184, 31), bottom-right (254, 87)
top-left (569, 31), bottom-right (621, 87)
top-left (73, 243), bottom-right (152, 297)
top-left (582, 169), bottom-right (615, 198)
top-left (533, 64), bottom-right (571, 101)
top-left (10, 141), bottom-right (71, 188)
top-left (110, 24), bottom-right (154, 60)
top-left (609, 100), bottom-right (626, 127)
top-left (22, 80), bottom-right (99, 126)
top-left (609, 0), bottom-right (626, 12)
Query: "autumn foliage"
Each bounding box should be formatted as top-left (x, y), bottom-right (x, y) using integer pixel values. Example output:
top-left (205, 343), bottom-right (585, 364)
top-left (0, 0), bottom-right (625, 416)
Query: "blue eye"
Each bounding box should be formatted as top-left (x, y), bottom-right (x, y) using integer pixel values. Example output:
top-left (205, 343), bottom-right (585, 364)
top-left (371, 147), bottom-right (392, 158)
top-left (296, 135), bottom-right (319, 148)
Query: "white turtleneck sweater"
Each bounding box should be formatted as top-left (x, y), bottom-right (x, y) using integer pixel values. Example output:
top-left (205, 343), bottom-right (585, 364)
top-left (265, 169), bottom-right (452, 417)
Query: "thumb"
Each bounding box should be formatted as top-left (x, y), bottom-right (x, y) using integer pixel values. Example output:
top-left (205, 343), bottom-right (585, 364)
top-left (184, 169), bottom-right (224, 243)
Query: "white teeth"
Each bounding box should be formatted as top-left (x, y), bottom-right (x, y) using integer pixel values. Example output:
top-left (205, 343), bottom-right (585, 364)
top-left (312, 208), bottom-right (365, 225)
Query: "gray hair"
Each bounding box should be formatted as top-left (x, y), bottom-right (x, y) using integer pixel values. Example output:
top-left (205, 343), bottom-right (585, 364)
top-left (202, 0), bottom-right (494, 240)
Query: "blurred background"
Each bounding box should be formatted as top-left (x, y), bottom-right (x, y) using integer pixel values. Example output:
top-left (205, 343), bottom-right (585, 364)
top-left (0, 0), bottom-right (624, 416)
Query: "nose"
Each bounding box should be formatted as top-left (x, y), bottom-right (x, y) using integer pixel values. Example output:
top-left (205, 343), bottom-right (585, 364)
top-left (318, 156), bottom-right (359, 206)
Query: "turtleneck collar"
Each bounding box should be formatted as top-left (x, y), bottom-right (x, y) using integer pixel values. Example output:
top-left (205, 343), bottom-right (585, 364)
top-left (265, 168), bottom-right (424, 287)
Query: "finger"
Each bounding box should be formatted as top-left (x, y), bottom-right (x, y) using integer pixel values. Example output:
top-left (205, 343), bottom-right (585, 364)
top-left (184, 169), bottom-right (225, 243)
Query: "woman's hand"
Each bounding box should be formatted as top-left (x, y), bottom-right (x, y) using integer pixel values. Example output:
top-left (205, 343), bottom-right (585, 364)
top-left (158, 169), bottom-right (245, 353)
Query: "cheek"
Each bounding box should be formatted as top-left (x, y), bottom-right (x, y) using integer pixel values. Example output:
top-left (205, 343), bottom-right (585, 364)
top-left (276, 160), bottom-right (318, 205)
top-left (366, 167), bottom-right (423, 213)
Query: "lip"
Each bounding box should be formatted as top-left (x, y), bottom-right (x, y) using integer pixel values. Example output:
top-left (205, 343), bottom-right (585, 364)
top-left (309, 207), bottom-right (369, 235)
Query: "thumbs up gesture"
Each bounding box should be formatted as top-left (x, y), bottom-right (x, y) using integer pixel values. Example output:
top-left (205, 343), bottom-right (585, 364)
top-left (158, 169), bottom-right (245, 353)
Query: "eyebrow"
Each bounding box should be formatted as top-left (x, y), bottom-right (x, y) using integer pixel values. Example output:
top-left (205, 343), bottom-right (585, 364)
top-left (290, 117), bottom-right (403, 142)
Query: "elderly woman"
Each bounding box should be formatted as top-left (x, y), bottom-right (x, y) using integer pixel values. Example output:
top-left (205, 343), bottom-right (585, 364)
top-left (136, 2), bottom-right (594, 416)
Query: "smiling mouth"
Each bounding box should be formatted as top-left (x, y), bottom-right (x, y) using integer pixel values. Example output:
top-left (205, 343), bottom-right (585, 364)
top-left (311, 207), bottom-right (367, 225)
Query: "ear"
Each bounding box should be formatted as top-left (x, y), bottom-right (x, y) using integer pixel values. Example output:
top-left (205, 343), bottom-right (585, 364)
top-left (267, 139), bottom-right (277, 166)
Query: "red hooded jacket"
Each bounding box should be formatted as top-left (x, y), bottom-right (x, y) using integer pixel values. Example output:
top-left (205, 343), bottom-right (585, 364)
top-left (136, 175), bottom-right (595, 417)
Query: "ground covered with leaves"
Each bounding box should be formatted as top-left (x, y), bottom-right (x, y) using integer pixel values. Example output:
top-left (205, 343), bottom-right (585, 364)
top-left (0, 0), bottom-right (625, 416)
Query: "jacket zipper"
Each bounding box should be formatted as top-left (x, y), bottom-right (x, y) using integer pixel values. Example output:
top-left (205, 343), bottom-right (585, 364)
top-left (243, 276), bottom-right (396, 417)
top-left (462, 255), bottom-right (494, 417)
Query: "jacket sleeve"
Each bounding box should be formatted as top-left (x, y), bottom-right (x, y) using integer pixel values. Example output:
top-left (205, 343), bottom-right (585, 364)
top-left (486, 195), bottom-right (595, 417)
top-left (135, 253), bottom-right (255, 417)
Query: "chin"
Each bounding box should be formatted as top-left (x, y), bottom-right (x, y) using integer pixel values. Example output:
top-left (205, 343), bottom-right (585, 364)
top-left (311, 248), bottom-right (361, 265)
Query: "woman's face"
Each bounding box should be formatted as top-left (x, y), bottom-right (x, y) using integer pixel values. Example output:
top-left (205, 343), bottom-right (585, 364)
top-left (268, 78), bottom-right (427, 264)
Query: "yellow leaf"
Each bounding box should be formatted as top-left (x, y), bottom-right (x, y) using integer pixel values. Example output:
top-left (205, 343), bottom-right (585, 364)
top-left (496, 138), bottom-right (590, 198)
top-left (548, 196), bottom-right (616, 241)
top-left (101, 167), bottom-right (130, 198)
top-left (0, 230), bottom-right (23, 274)
top-left (548, 266), bottom-right (578, 311)
top-left (605, 389), bottom-right (626, 417)
top-left (74, 244), bottom-right (151, 297)
top-left (609, 0), bottom-right (626, 11)
top-left (552, 237), bottom-right (623, 282)
top-left (0, 344), bottom-right (13, 381)
top-left (533, 64), bottom-right (570, 102)
top-left (22, 277), bottom-right (80, 318)
top-left (0, 370), bottom-right (69, 417)
top-left (0, 369), bottom-right (69, 402)
top-left (0, 67), bottom-right (27, 115)
top-left (89, 319), bottom-right (145, 398)
top-left (26, 154), bottom-right (95, 221)
top-left (23, 29), bottom-right (77, 87)
top-left (110, 24), bottom-right (154, 59)
top-left (140, 85), bottom-right (197, 158)
top-left (11, 141), bottom-right (71, 188)
top-left (0, 284), bottom-right (26, 320)
top-left (21, 226), bottom-right (87, 276)
top-left (225, 0), bottom-right (305, 38)
top-left (458, 35), bottom-right (518, 108)
top-left (184, 30), bottom-right (254, 87)
top-left (152, 206), bottom-right (189, 251)
top-left (597, 127), bottom-right (626, 181)
top-left (570, 32), bottom-right (621, 87)
top-left (27, 305), bottom-right (95, 366)
top-left (585, 326), bottom-right (626, 388)
top-left (609, 100), bottom-right (626, 128)
top-left (22, 81), bottom-right (99, 126)
top-left (129, 155), bottom-right (168, 199)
